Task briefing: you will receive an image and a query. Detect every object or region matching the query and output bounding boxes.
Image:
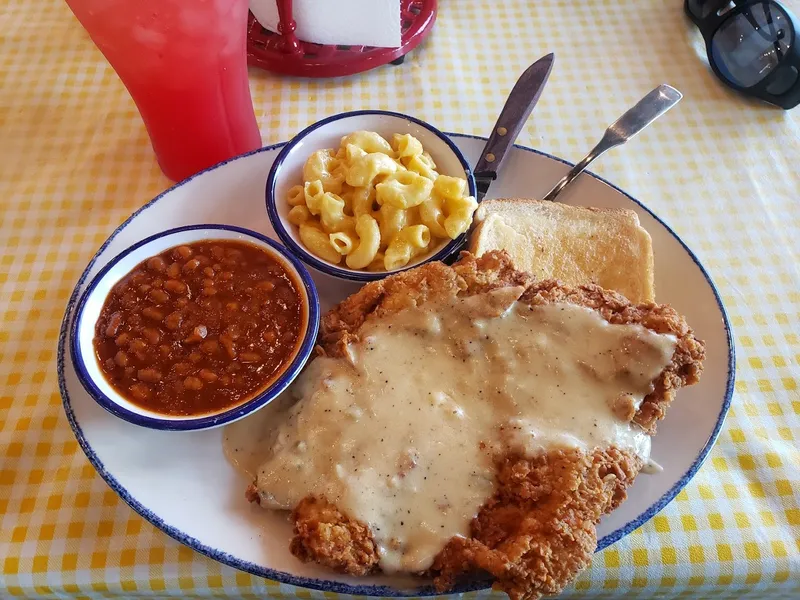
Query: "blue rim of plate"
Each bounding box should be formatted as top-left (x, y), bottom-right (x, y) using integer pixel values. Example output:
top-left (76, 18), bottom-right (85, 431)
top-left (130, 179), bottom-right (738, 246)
top-left (69, 224), bottom-right (321, 431)
top-left (56, 134), bottom-right (735, 597)
top-left (265, 110), bottom-right (478, 282)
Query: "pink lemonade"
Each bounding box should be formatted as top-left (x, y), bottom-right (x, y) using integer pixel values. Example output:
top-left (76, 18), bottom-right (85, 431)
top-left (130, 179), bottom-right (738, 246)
top-left (66, 0), bottom-right (262, 181)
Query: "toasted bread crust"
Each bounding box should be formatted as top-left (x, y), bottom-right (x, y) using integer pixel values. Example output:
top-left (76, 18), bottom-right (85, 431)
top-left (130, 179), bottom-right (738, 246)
top-left (276, 251), bottom-right (704, 599)
top-left (474, 198), bottom-right (643, 225)
top-left (468, 199), bottom-right (656, 304)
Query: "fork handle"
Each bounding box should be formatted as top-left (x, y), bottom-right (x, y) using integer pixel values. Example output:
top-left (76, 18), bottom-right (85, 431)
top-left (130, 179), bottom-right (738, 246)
top-left (542, 135), bottom-right (616, 202)
top-left (542, 84), bottom-right (682, 202)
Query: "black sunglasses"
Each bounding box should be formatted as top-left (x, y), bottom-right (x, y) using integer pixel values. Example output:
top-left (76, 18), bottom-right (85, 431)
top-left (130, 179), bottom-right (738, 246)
top-left (685, 0), bottom-right (800, 108)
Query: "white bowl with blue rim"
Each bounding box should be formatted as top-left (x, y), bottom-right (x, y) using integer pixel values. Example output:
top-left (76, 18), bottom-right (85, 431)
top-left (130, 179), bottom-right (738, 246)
top-left (70, 224), bottom-right (320, 431)
top-left (265, 110), bottom-right (477, 282)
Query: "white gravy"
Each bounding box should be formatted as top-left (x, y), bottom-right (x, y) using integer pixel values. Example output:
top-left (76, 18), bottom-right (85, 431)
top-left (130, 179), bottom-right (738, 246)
top-left (224, 289), bottom-right (676, 573)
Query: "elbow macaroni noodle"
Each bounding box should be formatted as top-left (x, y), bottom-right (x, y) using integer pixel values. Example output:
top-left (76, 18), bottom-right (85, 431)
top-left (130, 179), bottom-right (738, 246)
top-left (286, 131), bottom-right (477, 272)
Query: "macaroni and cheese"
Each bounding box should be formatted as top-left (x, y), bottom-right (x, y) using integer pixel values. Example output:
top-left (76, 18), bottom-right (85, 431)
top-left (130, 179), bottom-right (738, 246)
top-left (285, 131), bottom-right (478, 272)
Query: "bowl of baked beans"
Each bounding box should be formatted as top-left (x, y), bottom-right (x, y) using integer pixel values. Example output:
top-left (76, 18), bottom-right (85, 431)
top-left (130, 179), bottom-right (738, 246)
top-left (70, 225), bottom-right (320, 431)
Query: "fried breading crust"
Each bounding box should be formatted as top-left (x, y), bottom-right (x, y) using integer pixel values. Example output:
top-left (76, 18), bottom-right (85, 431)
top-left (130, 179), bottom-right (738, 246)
top-left (320, 251), bottom-right (704, 434)
top-left (290, 497), bottom-right (380, 576)
top-left (432, 448), bottom-right (641, 600)
top-left (281, 251), bottom-right (705, 598)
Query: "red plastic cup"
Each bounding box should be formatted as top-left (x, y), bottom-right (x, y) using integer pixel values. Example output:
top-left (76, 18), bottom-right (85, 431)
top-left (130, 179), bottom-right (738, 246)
top-left (65, 0), bottom-right (262, 181)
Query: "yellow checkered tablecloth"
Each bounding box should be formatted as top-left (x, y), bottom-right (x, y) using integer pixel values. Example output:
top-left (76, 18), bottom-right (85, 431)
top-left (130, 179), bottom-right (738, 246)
top-left (1, 0), bottom-right (799, 598)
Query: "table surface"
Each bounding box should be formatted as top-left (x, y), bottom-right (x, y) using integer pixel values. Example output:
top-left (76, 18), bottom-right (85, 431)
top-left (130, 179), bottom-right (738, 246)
top-left (1, 0), bottom-right (799, 598)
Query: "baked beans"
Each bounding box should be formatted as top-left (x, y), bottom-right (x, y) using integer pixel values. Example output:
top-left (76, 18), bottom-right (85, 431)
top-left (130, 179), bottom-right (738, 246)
top-left (94, 240), bottom-right (305, 416)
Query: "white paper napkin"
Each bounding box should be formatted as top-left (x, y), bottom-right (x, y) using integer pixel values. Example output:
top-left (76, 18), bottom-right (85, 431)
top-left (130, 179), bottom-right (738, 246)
top-left (250, 0), bottom-right (401, 48)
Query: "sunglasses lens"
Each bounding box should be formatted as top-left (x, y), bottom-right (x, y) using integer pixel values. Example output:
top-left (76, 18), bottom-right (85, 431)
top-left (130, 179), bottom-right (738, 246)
top-left (688, 0), bottom-right (724, 19)
top-left (711, 2), bottom-right (792, 88)
top-left (765, 65), bottom-right (799, 95)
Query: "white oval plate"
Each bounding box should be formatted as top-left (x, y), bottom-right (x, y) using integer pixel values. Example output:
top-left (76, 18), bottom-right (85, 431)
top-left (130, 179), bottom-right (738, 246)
top-left (57, 134), bottom-right (734, 596)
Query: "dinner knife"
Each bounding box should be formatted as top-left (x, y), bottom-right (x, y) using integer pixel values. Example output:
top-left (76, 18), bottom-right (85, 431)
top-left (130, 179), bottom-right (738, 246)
top-left (474, 53), bottom-right (555, 202)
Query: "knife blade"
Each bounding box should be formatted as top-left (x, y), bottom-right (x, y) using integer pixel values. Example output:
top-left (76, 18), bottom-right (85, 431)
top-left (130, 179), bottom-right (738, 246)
top-left (474, 53), bottom-right (555, 202)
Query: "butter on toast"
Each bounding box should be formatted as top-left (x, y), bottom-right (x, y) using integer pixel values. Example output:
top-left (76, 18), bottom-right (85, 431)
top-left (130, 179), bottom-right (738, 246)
top-left (469, 199), bottom-right (655, 303)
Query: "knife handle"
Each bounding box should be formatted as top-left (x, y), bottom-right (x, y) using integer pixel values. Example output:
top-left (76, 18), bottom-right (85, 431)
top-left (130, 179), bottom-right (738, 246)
top-left (474, 118), bottom-right (524, 179)
top-left (474, 54), bottom-right (554, 179)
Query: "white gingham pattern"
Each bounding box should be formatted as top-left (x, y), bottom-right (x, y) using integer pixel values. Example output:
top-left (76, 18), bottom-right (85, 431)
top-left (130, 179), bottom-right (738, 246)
top-left (1, 0), bottom-right (799, 598)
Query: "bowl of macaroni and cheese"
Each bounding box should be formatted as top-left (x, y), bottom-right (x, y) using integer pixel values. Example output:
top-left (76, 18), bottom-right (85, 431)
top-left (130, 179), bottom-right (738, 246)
top-left (266, 111), bottom-right (478, 282)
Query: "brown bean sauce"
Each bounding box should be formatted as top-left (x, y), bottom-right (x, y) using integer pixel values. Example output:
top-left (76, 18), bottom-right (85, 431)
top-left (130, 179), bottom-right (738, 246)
top-left (93, 240), bottom-right (305, 416)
